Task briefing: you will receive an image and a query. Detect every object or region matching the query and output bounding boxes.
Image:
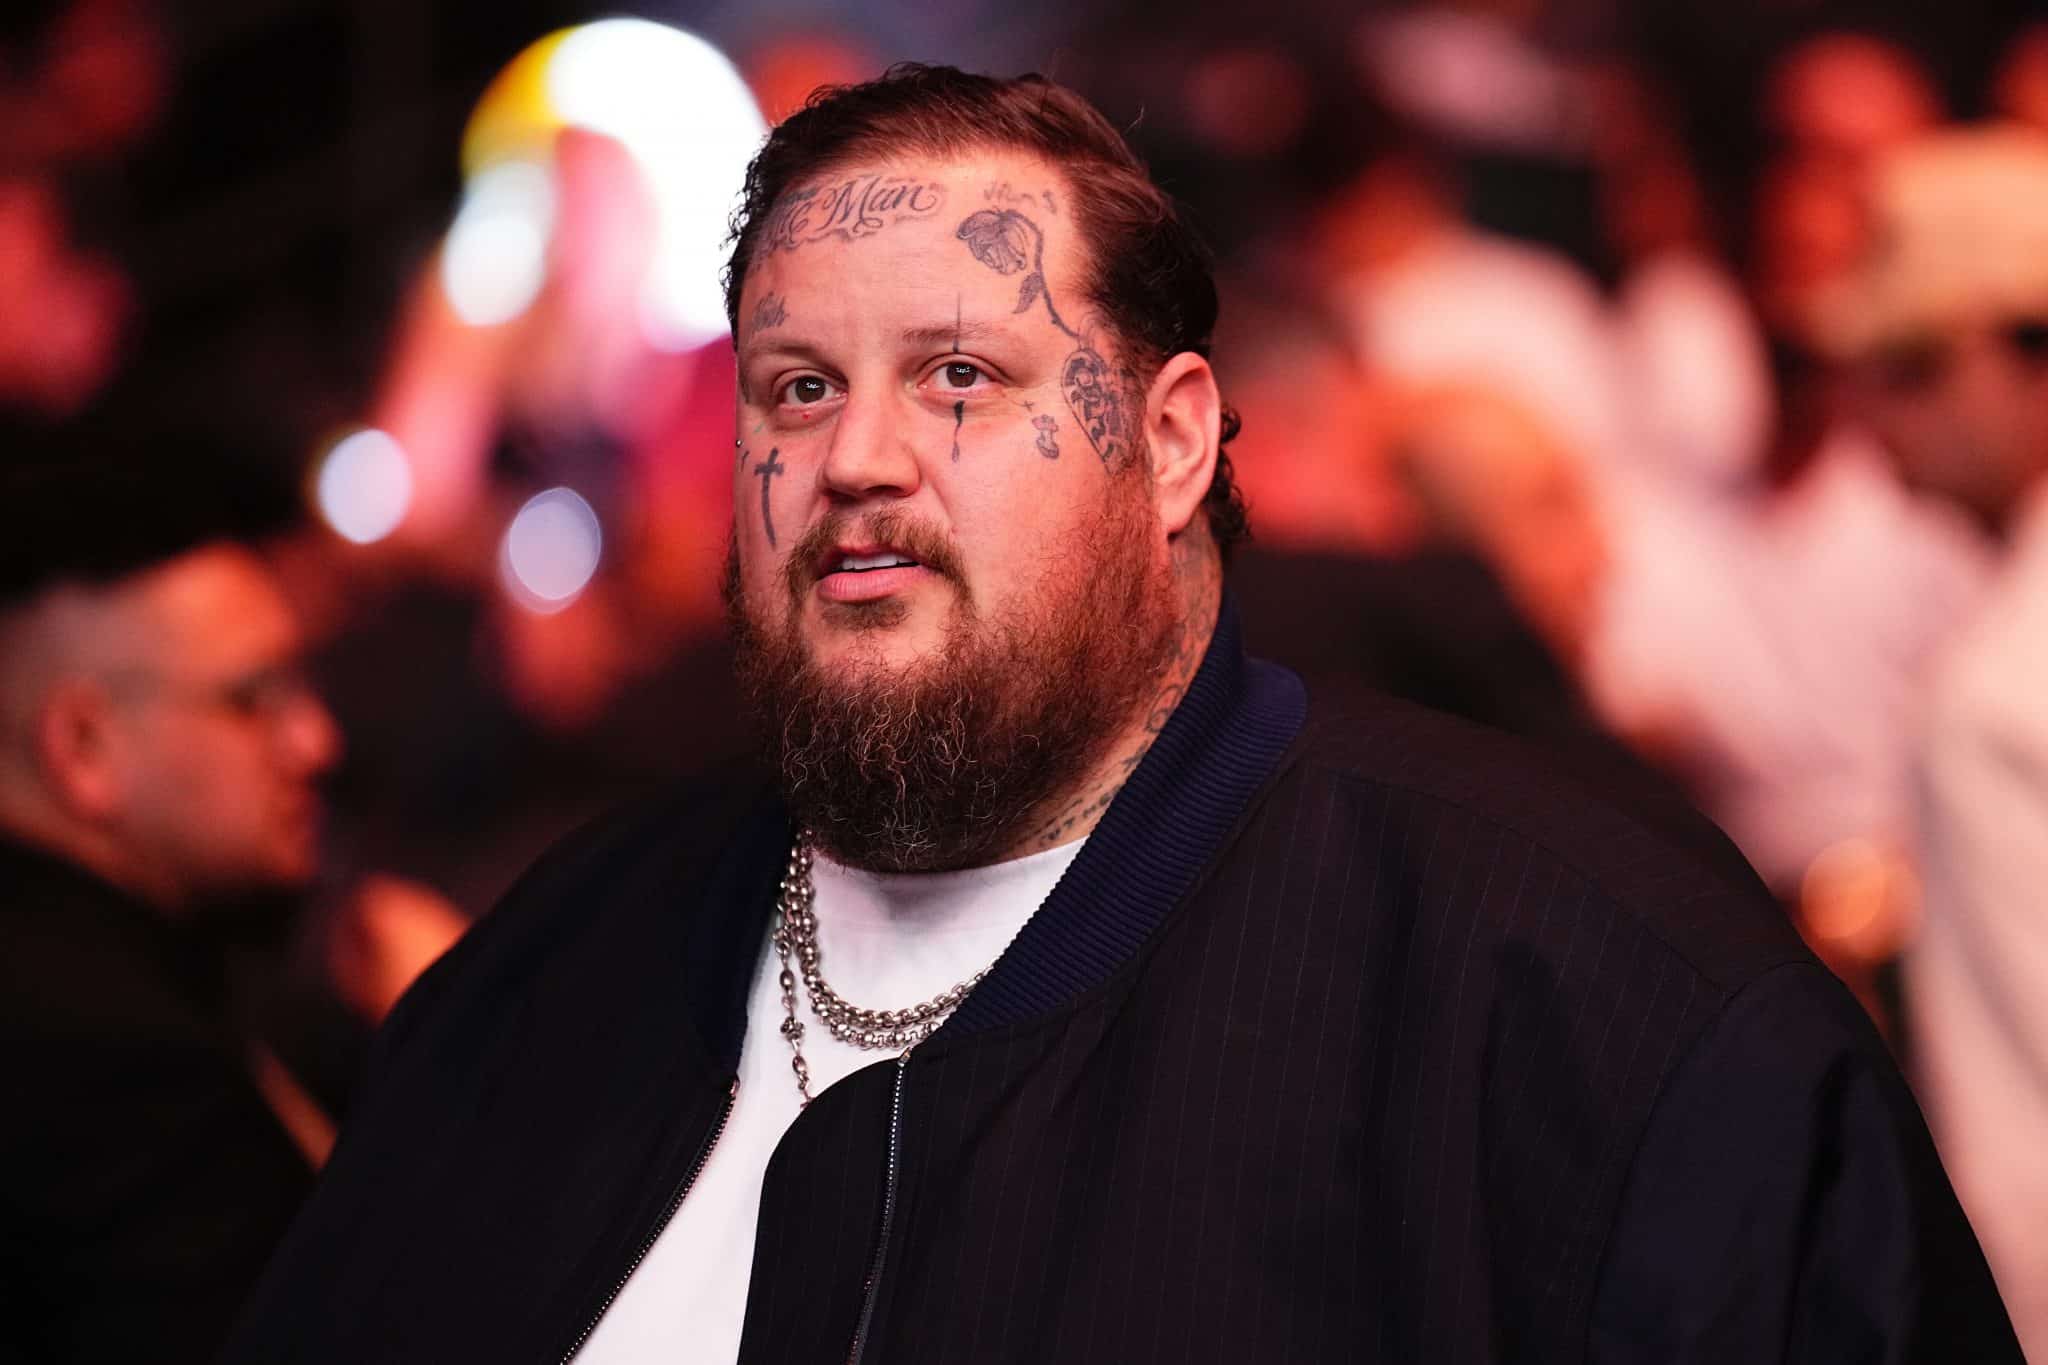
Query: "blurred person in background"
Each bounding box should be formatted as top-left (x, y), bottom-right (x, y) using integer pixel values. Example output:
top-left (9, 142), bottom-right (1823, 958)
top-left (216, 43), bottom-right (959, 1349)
top-left (0, 0), bottom-right (166, 172)
top-left (1819, 126), bottom-right (2048, 539)
top-left (1761, 28), bottom-right (1944, 171)
top-left (1748, 24), bottom-right (1945, 463)
top-left (0, 447), bottom-right (334, 1363)
top-left (1580, 28), bottom-right (1992, 1022)
top-left (1591, 66), bottom-right (1778, 494)
top-left (1218, 281), bottom-right (1590, 720)
top-left (1304, 78), bottom-right (1636, 496)
top-left (1218, 276), bottom-right (1703, 856)
top-left (1270, 56), bottom-right (1676, 735)
top-left (1215, 272), bottom-right (1612, 727)
top-left (1102, 3), bottom-right (1991, 1028)
top-left (0, 177), bottom-right (129, 418)
top-left (1355, 3), bottom-right (1775, 493)
top-left (226, 64), bottom-right (2018, 1364)
top-left (1814, 123), bottom-right (2048, 1359)
top-left (1389, 382), bottom-right (1609, 672)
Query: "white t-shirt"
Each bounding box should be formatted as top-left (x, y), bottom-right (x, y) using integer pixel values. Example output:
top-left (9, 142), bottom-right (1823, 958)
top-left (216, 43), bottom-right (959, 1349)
top-left (572, 838), bottom-right (1085, 1363)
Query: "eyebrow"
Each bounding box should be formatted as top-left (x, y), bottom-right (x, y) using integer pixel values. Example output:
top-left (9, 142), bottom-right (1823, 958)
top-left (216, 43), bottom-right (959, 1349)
top-left (738, 337), bottom-right (830, 369)
top-left (900, 319), bottom-right (1015, 349)
top-left (738, 318), bottom-right (1019, 370)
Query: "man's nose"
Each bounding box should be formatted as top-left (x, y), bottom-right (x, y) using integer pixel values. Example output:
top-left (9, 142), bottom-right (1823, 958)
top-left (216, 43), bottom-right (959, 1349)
top-left (818, 388), bottom-right (924, 504)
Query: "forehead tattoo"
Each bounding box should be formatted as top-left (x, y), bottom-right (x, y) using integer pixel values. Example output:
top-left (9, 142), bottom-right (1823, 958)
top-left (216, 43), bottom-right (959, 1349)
top-left (763, 174), bottom-right (946, 255)
top-left (749, 292), bottom-right (788, 338)
top-left (956, 207), bottom-right (1075, 340)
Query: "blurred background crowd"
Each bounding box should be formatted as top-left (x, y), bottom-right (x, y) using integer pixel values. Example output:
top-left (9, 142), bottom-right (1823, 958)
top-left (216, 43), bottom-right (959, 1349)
top-left (6, 0), bottom-right (2048, 1357)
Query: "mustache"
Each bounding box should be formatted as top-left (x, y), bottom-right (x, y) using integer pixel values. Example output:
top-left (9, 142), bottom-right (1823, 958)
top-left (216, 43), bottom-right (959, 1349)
top-left (781, 508), bottom-right (969, 599)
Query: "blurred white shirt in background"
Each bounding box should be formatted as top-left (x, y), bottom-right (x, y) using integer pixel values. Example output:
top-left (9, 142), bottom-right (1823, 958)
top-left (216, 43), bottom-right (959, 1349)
top-left (1910, 483), bottom-right (2048, 1363)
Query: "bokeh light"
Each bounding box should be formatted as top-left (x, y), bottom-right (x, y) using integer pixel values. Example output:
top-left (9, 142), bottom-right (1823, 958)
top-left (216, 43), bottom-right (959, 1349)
top-left (500, 486), bottom-right (603, 611)
top-left (440, 160), bottom-right (554, 327)
top-left (315, 428), bottom-right (413, 544)
top-left (455, 19), bottom-right (766, 347)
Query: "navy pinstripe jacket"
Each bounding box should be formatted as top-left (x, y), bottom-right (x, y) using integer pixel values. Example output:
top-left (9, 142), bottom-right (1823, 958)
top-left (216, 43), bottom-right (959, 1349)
top-left (224, 605), bottom-right (2021, 1363)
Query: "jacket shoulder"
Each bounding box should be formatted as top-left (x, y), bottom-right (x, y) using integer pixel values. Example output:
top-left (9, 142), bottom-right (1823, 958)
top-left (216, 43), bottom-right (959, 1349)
top-left (372, 757), bottom-right (780, 1061)
top-left (1277, 690), bottom-right (1806, 992)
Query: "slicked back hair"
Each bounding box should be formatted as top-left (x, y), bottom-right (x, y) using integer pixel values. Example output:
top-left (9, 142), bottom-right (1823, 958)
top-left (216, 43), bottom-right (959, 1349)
top-left (723, 63), bottom-right (1249, 552)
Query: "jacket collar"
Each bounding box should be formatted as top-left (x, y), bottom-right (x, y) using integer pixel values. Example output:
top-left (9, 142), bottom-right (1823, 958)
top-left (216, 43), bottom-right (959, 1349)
top-left (945, 594), bottom-right (1306, 1034)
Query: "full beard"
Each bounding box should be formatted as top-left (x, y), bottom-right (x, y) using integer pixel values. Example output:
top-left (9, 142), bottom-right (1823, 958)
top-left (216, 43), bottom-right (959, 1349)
top-left (724, 490), bottom-right (1180, 872)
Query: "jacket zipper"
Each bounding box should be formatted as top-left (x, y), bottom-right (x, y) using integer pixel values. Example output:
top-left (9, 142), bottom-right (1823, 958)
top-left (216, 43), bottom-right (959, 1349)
top-left (846, 1052), bottom-right (911, 1365)
top-left (556, 1076), bottom-right (738, 1364)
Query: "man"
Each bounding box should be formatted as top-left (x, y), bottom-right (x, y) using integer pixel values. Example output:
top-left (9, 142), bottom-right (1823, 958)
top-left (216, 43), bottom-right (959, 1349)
top-left (0, 453), bottom-right (341, 1360)
top-left (227, 66), bottom-right (2018, 1362)
top-left (1812, 124), bottom-right (2048, 1360)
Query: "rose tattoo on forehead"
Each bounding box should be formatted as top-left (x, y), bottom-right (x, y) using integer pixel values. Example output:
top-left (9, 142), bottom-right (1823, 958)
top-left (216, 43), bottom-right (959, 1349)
top-left (955, 198), bottom-right (1143, 470)
top-left (956, 208), bottom-right (1075, 338)
top-left (765, 174), bottom-right (945, 254)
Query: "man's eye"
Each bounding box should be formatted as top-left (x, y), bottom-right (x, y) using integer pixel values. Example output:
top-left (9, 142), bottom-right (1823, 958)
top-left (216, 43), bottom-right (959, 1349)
top-left (782, 375), bottom-right (837, 405)
top-left (943, 362), bottom-right (981, 388)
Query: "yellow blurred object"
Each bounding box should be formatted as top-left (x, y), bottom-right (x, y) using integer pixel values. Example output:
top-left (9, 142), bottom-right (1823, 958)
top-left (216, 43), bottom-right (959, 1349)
top-left (459, 29), bottom-right (575, 179)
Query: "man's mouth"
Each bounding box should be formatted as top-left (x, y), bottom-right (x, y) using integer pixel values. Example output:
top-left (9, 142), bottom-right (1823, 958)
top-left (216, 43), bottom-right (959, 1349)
top-left (811, 542), bottom-right (934, 606)
top-left (783, 514), bottom-right (962, 610)
top-left (828, 551), bottom-right (921, 575)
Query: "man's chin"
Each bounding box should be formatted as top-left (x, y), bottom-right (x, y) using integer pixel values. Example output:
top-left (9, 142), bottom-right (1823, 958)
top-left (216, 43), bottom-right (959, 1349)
top-left (732, 492), bottom-right (1177, 872)
top-left (802, 599), bottom-right (953, 670)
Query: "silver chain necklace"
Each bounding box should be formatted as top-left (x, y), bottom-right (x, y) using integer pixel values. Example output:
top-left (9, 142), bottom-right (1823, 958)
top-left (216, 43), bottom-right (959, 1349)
top-left (772, 835), bottom-right (992, 1107)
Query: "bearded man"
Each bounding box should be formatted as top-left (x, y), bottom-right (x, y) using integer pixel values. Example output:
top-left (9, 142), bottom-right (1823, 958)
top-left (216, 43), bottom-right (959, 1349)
top-left (225, 66), bottom-right (2019, 1364)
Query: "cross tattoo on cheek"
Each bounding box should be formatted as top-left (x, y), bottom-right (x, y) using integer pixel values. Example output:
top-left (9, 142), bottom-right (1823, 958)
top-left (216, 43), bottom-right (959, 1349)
top-left (754, 447), bottom-right (785, 546)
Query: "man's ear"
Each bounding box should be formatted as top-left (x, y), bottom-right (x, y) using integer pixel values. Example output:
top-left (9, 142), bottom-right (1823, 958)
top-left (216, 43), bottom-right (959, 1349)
top-left (1143, 352), bottom-right (1222, 537)
top-left (35, 679), bottom-right (125, 821)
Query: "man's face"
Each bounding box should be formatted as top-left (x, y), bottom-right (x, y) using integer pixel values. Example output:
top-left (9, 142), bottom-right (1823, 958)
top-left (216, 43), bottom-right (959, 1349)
top-left (1855, 316), bottom-right (2048, 526)
top-left (102, 545), bottom-right (340, 906)
top-left (727, 150), bottom-right (1180, 868)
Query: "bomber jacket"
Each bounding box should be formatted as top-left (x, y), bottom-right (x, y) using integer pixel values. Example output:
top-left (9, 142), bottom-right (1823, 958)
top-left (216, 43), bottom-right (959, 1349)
top-left (224, 605), bottom-right (2020, 1363)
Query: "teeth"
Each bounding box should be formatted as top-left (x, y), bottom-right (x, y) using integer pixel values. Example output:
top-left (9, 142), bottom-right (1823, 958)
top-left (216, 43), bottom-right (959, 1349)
top-left (835, 552), bottom-right (917, 572)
